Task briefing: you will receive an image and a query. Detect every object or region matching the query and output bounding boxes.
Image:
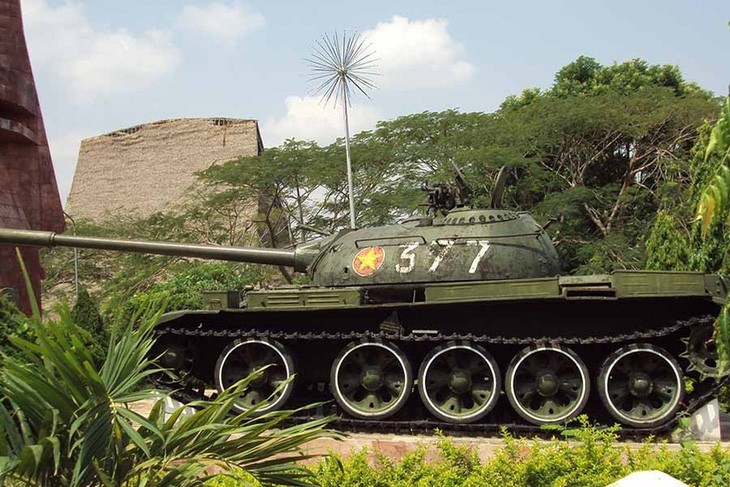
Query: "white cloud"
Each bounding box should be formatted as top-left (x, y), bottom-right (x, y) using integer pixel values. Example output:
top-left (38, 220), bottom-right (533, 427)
top-left (177, 2), bottom-right (265, 50)
top-left (262, 96), bottom-right (380, 147)
top-left (363, 16), bottom-right (474, 91)
top-left (47, 131), bottom-right (89, 205)
top-left (22, 0), bottom-right (181, 102)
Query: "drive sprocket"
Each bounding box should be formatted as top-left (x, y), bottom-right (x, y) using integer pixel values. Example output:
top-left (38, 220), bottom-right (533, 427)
top-left (682, 323), bottom-right (724, 380)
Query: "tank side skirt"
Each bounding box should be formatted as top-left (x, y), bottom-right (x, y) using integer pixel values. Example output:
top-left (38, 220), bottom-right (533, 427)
top-left (158, 295), bottom-right (719, 340)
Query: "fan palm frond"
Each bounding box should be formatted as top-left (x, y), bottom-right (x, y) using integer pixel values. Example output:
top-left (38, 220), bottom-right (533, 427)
top-left (0, 251), bottom-right (338, 486)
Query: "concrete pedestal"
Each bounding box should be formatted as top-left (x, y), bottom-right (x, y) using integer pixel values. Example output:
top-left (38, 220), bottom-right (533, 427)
top-left (690, 398), bottom-right (722, 442)
top-left (607, 470), bottom-right (688, 486)
top-left (162, 395), bottom-right (196, 421)
top-left (671, 398), bottom-right (722, 443)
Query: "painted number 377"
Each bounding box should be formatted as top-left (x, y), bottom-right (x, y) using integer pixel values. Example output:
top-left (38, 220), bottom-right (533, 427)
top-left (395, 240), bottom-right (490, 274)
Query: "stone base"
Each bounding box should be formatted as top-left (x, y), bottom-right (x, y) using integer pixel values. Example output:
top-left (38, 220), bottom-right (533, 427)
top-left (160, 394), bottom-right (195, 421)
top-left (607, 470), bottom-right (688, 486)
top-left (671, 398), bottom-right (722, 443)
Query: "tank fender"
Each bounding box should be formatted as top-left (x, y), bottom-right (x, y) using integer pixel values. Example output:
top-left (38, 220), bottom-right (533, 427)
top-left (707, 274), bottom-right (728, 305)
top-left (157, 309), bottom-right (222, 325)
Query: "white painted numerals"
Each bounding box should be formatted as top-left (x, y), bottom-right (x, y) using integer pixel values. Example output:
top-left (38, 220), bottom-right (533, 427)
top-left (395, 242), bottom-right (419, 274)
top-left (429, 240), bottom-right (454, 272)
top-left (395, 240), bottom-right (491, 274)
top-left (468, 240), bottom-right (491, 273)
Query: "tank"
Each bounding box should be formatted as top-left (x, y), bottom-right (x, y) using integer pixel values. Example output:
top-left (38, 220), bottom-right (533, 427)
top-left (1, 173), bottom-right (727, 433)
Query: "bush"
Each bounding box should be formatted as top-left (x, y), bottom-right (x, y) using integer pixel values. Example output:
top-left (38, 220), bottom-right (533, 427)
top-left (285, 420), bottom-right (730, 487)
top-left (0, 290), bottom-right (34, 362)
top-left (70, 287), bottom-right (108, 365)
top-left (115, 261), bottom-right (264, 323)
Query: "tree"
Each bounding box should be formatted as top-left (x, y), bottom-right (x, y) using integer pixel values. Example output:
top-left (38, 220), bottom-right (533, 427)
top-left (692, 95), bottom-right (730, 371)
top-left (39, 57), bottom-right (722, 312)
top-left (645, 115), bottom-right (730, 275)
top-left (493, 58), bottom-right (718, 272)
top-left (503, 56), bottom-right (712, 108)
top-left (644, 98), bottom-right (729, 372)
top-left (70, 287), bottom-right (107, 366)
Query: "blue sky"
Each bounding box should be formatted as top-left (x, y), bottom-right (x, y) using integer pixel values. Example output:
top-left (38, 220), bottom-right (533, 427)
top-left (21, 0), bottom-right (729, 203)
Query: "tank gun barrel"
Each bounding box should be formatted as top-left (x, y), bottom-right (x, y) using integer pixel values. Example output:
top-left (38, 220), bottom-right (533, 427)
top-left (0, 228), bottom-right (308, 271)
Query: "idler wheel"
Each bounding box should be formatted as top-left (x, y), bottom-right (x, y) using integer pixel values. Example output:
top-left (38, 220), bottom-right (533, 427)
top-left (418, 341), bottom-right (501, 424)
top-left (215, 338), bottom-right (295, 413)
top-left (505, 344), bottom-right (589, 425)
top-left (598, 343), bottom-right (684, 428)
top-left (330, 339), bottom-right (412, 420)
top-left (153, 335), bottom-right (197, 384)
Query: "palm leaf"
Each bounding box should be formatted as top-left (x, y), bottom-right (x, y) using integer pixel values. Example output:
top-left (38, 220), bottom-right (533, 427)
top-left (2, 252), bottom-right (337, 485)
top-left (696, 96), bottom-right (730, 235)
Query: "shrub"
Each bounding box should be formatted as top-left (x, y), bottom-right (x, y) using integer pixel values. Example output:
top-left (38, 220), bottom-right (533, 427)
top-left (114, 261), bottom-right (264, 323)
top-left (0, 290), bottom-right (34, 362)
top-left (70, 287), bottom-right (108, 365)
top-left (291, 419), bottom-right (730, 487)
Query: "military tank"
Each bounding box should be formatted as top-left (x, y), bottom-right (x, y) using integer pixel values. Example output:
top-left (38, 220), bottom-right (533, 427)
top-left (1, 171), bottom-right (727, 433)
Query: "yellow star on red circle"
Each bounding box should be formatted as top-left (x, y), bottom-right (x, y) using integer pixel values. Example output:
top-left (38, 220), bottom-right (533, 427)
top-left (352, 246), bottom-right (385, 277)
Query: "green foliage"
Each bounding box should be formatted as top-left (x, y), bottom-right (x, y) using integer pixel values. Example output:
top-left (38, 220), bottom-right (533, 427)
top-left (0, 292), bottom-right (335, 486)
top-left (306, 435), bottom-right (482, 487)
top-left (70, 287), bottom-right (108, 366)
top-left (125, 261), bottom-right (264, 316)
top-left (477, 423), bottom-right (628, 487)
top-left (646, 120), bottom-right (730, 275)
top-left (645, 94), bottom-right (730, 377)
top-left (0, 291), bottom-right (34, 362)
top-left (200, 420), bottom-right (730, 487)
top-left (645, 212), bottom-right (691, 270)
top-left (697, 96), bottom-right (730, 236)
top-left (502, 56), bottom-right (710, 108)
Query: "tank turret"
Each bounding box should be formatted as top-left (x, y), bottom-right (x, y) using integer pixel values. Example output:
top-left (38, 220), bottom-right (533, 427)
top-left (0, 167), bottom-right (561, 287)
top-left (0, 206), bottom-right (560, 287)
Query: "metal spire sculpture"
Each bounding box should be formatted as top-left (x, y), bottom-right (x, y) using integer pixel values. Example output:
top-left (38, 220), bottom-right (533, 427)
top-left (307, 32), bottom-right (377, 228)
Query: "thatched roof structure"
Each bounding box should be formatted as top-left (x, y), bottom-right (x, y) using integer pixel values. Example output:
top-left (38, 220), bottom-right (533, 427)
top-left (66, 118), bottom-right (263, 220)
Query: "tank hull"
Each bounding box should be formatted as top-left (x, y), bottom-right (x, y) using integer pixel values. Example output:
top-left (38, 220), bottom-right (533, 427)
top-left (154, 270), bottom-right (727, 434)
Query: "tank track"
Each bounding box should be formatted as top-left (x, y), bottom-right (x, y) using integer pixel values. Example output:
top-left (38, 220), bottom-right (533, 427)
top-left (154, 313), bottom-right (726, 438)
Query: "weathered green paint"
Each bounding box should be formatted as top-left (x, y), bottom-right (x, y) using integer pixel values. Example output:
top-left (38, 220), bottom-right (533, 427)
top-left (310, 209), bottom-right (559, 287)
top-left (0, 227), bottom-right (314, 271)
top-left (239, 271), bottom-right (727, 310)
top-left (245, 287), bottom-right (362, 309)
top-left (202, 291), bottom-right (240, 310)
top-left (613, 270), bottom-right (707, 298)
top-left (0, 210), bottom-right (725, 314)
top-left (425, 277), bottom-right (560, 303)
